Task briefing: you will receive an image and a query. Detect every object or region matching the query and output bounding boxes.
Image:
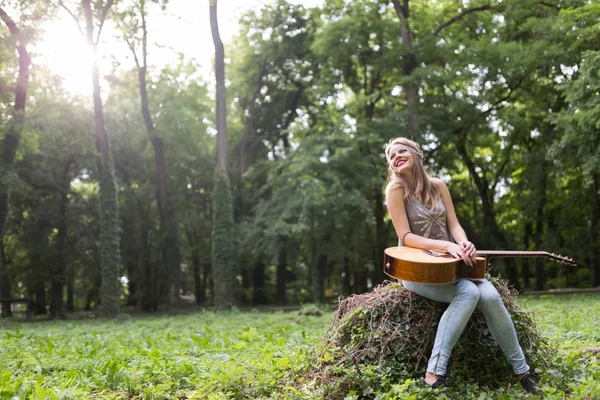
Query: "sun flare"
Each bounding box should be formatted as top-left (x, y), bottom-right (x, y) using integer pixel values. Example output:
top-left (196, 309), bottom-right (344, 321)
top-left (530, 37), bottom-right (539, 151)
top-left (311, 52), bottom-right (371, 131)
top-left (37, 16), bottom-right (96, 96)
top-left (33, 0), bottom-right (321, 97)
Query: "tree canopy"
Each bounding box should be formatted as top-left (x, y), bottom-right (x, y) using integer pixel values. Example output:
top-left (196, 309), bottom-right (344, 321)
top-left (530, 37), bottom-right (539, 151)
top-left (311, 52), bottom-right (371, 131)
top-left (0, 0), bottom-right (598, 315)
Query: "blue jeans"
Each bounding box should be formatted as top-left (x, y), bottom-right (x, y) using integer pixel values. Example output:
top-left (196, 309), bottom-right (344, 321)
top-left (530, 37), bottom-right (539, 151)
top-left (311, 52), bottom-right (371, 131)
top-left (403, 279), bottom-right (529, 376)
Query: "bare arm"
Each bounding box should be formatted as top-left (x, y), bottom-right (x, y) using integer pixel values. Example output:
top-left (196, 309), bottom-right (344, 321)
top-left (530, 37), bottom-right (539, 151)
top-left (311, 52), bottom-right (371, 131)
top-left (434, 178), bottom-right (468, 243)
top-left (434, 178), bottom-right (477, 262)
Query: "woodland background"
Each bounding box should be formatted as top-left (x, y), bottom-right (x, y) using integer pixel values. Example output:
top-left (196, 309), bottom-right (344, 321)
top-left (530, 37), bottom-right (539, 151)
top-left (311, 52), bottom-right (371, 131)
top-left (0, 0), bottom-right (599, 318)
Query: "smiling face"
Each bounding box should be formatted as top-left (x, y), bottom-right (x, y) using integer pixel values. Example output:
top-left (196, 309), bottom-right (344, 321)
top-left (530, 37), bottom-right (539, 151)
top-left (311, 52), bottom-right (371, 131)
top-left (387, 145), bottom-right (415, 176)
top-left (385, 137), bottom-right (437, 206)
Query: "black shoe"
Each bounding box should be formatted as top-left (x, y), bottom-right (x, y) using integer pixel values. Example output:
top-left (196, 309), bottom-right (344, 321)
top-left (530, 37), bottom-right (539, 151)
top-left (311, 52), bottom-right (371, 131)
top-left (520, 371), bottom-right (542, 395)
top-left (431, 375), bottom-right (449, 389)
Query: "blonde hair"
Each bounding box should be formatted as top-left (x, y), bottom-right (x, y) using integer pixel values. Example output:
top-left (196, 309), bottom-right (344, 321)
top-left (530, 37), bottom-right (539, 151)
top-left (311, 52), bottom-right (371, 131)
top-left (384, 137), bottom-right (440, 209)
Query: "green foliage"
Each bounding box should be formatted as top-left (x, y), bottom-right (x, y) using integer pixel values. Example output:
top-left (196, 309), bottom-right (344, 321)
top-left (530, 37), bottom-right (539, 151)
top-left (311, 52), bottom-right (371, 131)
top-left (518, 295), bottom-right (600, 399)
top-left (2, 0), bottom-right (600, 318)
top-left (311, 0), bottom-right (400, 98)
top-left (230, 0), bottom-right (315, 151)
top-left (0, 311), bottom-right (330, 399)
top-left (298, 303), bottom-right (327, 317)
top-left (101, 58), bottom-right (215, 309)
top-left (0, 295), bottom-right (598, 398)
top-left (552, 50), bottom-right (600, 179)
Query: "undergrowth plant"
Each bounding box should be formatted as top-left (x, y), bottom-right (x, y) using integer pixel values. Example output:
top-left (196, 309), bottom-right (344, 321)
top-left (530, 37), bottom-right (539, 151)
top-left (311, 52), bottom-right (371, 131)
top-left (0, 294), bottom-right (598, 399)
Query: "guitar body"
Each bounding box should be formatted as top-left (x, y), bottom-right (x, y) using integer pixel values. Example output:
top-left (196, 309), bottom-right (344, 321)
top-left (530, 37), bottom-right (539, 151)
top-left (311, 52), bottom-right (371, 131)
top-left (383, 246), bottom-right (486, 284)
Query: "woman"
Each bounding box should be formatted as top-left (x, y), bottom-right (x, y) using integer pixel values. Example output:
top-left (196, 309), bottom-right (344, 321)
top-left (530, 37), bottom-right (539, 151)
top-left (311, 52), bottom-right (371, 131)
top-left (384, 137), bottom-right (540, 394)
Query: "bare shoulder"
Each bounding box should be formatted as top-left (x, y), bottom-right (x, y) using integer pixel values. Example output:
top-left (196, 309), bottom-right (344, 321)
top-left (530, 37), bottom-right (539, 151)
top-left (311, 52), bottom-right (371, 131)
top-left (430, 177), bottom-right (447, 189)
top-left (430, 178), bottom-right (452, 196)
top-left (388, 185), bottom-right (406, 194)
top-left (386, 185), bottom-right (406, 203)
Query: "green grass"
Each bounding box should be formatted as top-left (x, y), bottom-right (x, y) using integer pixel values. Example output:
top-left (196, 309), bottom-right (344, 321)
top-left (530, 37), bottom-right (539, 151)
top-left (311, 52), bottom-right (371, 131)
top-left (519, 295), bottom-right (600, 350)
top-left (515, 295), bottom-right (600, 399)
top-left (0, 295), bottom-right (598, 399)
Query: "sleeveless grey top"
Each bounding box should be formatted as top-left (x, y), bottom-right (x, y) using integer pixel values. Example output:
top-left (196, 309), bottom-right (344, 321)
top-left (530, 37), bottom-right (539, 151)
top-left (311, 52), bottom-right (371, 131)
top-left (404, 192), bottom-right (452, 242)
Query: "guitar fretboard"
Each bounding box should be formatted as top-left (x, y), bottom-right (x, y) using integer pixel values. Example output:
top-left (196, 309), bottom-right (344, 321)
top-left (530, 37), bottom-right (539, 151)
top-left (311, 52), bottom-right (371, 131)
top-left (478, 250), bottom-right (550, 257)
top-left (476, 250), bottom-right (576, 265)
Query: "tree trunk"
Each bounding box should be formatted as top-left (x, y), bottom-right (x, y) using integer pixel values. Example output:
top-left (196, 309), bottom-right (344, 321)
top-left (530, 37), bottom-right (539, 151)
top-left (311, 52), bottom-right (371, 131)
top-left (126, 258), bottom-right (137, 306)
top-left (522, 222), bottom-right (532, 289)
top-left (591, 174), bottom-right (600, 287)
top-left (311, 254), bottom-right (326, 304)
top-left (0, 7), bottom-right (31, 314)
top-left (342, 256), bottom-right (351, 296)
top-left (276, 242), bottom-right (288, 305)
top-left (140, 209), bottom-right (155, 311)
top-left (210, 0), bottom-right (236, 309)
top-left (132, 2), bottom-right (181, 310)
top-left (309, 209), bottom-right (320, 304)
top-left (534, 164), bottom-right (548, 291)
top-left (353, 269), bottom-right (368, 294)
top-left (33, 279), bottom-right (47, 315)
top-left (210, 0), bottom-right (228, 171)
top-left (66, 279), bottom-right (74, 312)
top-left (85, 274), bottom-right (101, 311)
top-left (374, 189), bottom-right (386, 285)
top-left (241, 267), bottom-right (251, 303)
top-left (50, 189), bottom-right (69, 318)
top-left (211, 168), bottom-right (236, 308)
top-left (66, 253), bottom-right (74, 312)
top-left (150, 121), bottom-right (181, 310)
top-left (253, 260), bottom-right (267, 305)
top-left (30, 221), bottom-right (48, 316)
top-left (0, 242), bottom-right (11, 317)
top-left (456, 139), bottom-right (519, 287)
top-left (190, 251), bottom-right (200, 304)
top-left (83, 0), bottom-right (120, 318)
top-left (50, 157), bottom-right (73, 319)
top-left (122, 207), bottom-right (138, 307)
top-left (204, 262), bottom-right (211, 305)
top-left (391, 0), bottom-right (420, 138)
top-left (236, 123), bottom-right (252, 222)
top-left (185, 225), bottom-right (205, 306)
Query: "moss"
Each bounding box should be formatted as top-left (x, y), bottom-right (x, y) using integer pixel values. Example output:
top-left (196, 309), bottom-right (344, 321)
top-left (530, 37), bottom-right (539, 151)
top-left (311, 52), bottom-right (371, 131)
top-left (211, 167), bottom-right (236, 309)
top-left (98, 154), bottom-right (121, 318)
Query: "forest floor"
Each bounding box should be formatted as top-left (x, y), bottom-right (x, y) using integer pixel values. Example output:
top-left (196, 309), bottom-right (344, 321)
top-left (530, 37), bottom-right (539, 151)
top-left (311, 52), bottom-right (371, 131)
top-left (0, 294), bottom-right (598, 399)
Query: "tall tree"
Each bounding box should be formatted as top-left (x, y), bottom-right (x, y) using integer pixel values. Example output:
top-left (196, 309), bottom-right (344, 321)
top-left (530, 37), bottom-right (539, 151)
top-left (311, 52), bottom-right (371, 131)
top-left (0, 6), bottom-right (31, 317)
top-left (210, 0), bottom-right (236, 308)
top-left (62, 0), bottom-right (121, 316)
top-left (119, 0), bottom-right (182, 310)
top-left (390, 0), bottom-right (419, 137)
top-left (229, 0), bottom-right (317, 303)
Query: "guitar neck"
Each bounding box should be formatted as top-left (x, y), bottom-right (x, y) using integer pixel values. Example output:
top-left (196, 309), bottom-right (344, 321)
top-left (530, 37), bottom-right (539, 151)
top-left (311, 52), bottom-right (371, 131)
top-left (477, 250), bottom-right (550, 258)
top-left (477, 250), bottom-right (576, 265)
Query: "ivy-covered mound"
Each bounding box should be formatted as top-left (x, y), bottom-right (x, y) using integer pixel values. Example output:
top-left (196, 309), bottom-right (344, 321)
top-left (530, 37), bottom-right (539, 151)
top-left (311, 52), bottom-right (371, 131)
top-left (304, 278), bottom-right (552, 398)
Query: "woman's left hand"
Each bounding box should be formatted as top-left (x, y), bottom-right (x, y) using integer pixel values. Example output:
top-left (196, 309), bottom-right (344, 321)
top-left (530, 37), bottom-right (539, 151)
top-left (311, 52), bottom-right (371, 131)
top-left (459, 240), bottom-right (477, 259)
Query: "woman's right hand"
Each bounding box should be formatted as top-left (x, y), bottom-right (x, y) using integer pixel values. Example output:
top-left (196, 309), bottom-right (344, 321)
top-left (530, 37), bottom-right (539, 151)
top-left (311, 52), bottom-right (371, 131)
top-left (445, 242), bottom-right (475, 266)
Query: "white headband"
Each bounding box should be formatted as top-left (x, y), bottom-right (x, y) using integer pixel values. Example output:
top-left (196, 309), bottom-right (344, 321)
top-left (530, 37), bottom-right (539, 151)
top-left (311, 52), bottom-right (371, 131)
top-left (387, 144), bottom-right (423, 160)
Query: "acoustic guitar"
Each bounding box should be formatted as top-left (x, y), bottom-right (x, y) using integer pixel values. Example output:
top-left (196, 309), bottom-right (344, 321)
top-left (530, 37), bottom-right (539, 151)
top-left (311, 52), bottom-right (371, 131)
top-left (383, 246), bottom-right (576, 284)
